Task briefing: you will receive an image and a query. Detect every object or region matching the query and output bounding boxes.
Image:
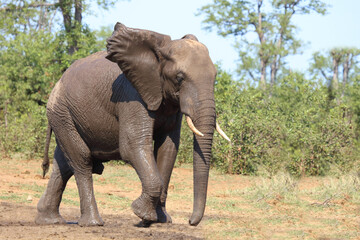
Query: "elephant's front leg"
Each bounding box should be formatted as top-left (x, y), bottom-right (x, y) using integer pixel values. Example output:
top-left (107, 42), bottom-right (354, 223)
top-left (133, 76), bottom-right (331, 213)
top-left (129, 149), bottom-right (163, 222)
top-left (154, 113), bottom-right (182, 223)
top-left (118, 108), bottom-right (163, 222)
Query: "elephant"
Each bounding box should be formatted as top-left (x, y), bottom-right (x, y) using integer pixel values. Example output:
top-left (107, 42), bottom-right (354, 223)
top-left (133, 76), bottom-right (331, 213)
top-left (35, 22), bottom-right (229, 227)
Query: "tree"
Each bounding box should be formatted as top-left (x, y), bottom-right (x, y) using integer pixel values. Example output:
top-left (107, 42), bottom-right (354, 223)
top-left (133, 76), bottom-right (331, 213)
top-left (310, 47), bottom-right (360, 100)
top-left (56, 0), bottom-right (116, 54)
top-left (342, 48), bottom-right (360, 97)
top-left (330, 49), bottom-right (342, 95)
top-left (198, 0), bottom-right (327, 90)
top-left (0, 1), bottom-right (57, 34)
top-left (1, 0), bottom-right (117, 54)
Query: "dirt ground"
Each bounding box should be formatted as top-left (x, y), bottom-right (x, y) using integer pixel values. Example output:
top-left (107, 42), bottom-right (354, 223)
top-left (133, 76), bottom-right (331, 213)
top-left (0, 202), bottom-right (205, 240)
top-left (1, 157), bottom-right (360, 239)
top-left (0, 158), bottom-right (207, 240)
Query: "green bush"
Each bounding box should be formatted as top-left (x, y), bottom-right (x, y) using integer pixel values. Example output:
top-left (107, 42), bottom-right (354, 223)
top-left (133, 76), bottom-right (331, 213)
top-left (176, 120), bottom-right (193, 165)
top-left (210, 70), bottom-right (360, 176)
top-left (0, 102), bottom-right (48, 158)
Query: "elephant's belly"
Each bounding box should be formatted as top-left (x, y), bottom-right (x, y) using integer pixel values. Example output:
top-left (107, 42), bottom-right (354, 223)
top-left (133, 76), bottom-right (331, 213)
top-left (91, 148), bottom-right (121, 161)
top-left (86, 130), bottom-right (121, 161)
top-left (73, 112), bottom-right (121, 161)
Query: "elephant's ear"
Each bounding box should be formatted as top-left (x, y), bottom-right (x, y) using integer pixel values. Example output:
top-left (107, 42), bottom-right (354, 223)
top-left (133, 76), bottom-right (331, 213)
top-left (106, 23), bottom-right (171, 111)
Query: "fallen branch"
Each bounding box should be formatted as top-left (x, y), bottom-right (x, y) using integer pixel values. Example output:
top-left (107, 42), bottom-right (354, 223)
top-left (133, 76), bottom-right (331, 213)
top-left (310, 196), bottom-right (334, 207)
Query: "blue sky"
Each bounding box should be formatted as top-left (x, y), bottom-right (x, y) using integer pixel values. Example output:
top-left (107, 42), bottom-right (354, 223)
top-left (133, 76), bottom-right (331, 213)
top-left (86, 0), bottom-right (360, 75)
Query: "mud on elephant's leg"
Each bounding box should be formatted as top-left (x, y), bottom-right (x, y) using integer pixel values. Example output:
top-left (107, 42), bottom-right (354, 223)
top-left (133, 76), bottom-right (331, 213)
top-left (129, 149), bottom-right (163, 223)
top-left (75, 170), bottom-right (104, 226)
top-left (35, 146), bottom-right (73, 225)
top-left (154, 115), bottom-right (181, 223)
top-left (155, 155), bottom-right (175, 224)
top-left (131, 191), bottom-right (160, 222)
top-left (51, 118), bottom-right (104, 226)
top-left (118, 104), bottom-right (163, 223)
top-left (156, 195), bottom-right (172, 223)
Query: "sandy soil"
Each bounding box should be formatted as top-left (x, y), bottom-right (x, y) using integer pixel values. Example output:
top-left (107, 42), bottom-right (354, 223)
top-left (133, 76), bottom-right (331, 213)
top-left (0, 202), bottom-right (205, 239)
top-left (1, 157), bottom-right (360, 239)
top-left (0, 158), bottom-right (207, 239)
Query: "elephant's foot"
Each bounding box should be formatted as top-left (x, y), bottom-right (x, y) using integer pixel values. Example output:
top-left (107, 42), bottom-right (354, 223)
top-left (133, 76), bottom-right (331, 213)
top-left (78, 213), bottom-right (104, 227)
top-left (131, 193), bottom-right (158, 222)
top-left (35, 212), bottom-right (66, 225)
top-left (156, 204), bottom-right (172, 223)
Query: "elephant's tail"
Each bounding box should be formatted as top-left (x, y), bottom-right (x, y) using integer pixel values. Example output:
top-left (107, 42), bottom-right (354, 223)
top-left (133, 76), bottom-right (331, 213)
top-left (42, 123), bottom-right (52, 178)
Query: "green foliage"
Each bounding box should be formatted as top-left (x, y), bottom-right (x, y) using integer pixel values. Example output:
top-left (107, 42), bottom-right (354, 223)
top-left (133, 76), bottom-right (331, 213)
top-left (205, 68), bottom-right (360, 176)
top-left (93, 25), bottom-right (113, 51)
top-left (176, 120), bottom-right (193, 165)
top-left (275, 74), bottom-right (357, 176)
top-left (1, 31), bottom-right (59, 105)
top-left (310, 47), bottom-right (360, 84)
top-left (0, 101), bottom-right (48, 158)
top-left (212, 74), bottom-right (286, 175)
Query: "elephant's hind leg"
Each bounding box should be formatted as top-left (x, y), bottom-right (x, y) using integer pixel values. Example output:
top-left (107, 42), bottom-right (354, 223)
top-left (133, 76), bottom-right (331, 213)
top-left (35, 146), bottom-right (73, 225)
top-left (50, 113), bottom-right (104, 226)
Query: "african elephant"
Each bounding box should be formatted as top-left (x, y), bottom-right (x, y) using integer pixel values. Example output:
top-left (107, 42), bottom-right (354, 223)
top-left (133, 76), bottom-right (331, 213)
top-left (35, 23), bottom-right (229, 227)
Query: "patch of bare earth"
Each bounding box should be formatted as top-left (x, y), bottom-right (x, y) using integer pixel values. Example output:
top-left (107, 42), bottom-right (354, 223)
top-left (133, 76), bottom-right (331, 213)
top-left (0, 202), bottom-right (204, 239)
top-left (0, 158), bottom-right (205, 239)
top-left (1, 158), bottom-right (360, 239)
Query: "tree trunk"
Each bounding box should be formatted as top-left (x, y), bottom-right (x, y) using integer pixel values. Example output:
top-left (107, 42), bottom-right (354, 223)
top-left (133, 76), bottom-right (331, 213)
top-left (260, 58), bottom-right (267, 90)
top-left (4, 99), bottom-right (9, 139)
top-left (270, 58), bottom-right (277, 89)
top-left (342, 53), bottom-right (351, 98)
top-left (329, 50), bottom-right (342, 101)
top-left (70, 0), bottom-right (82, 54)
top-left (75, 0), bottom-right (82, 24)
top-left (59, 0), bottom-right (72, 33)
top-left (257, 0), bottom-right (267, 90)
top-left (59, 0), bottom-right (83, 55)
top-left (332, 58), bottom-right (339, 91)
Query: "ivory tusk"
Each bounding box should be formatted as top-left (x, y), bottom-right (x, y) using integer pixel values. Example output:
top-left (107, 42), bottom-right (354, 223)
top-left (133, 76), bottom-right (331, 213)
top-left (216, 122), bottom-right (231, 142)
top-left (186, 116), bottom-right (204, 137)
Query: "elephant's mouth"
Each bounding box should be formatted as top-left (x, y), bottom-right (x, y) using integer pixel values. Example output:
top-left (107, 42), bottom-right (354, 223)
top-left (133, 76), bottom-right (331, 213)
top-left (185, 115), bottom-right (230, 142)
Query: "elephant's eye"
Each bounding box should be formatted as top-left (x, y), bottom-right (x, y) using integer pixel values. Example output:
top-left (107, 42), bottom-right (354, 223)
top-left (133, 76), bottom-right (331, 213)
top-left (176, 72), bottom-right (185, 84)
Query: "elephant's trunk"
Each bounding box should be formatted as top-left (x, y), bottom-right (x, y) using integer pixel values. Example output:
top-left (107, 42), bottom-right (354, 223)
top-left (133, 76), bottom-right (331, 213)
top-left (189, 99), bottom-right (215, 226)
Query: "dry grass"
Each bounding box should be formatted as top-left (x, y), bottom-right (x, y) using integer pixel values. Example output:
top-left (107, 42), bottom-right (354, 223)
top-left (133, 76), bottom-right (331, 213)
top-left (0, 157), bottom-right (360, 239)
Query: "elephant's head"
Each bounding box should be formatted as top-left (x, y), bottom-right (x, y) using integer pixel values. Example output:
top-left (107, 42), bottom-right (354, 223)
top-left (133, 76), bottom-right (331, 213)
top-left (106, 23), bottom-right (229, 225)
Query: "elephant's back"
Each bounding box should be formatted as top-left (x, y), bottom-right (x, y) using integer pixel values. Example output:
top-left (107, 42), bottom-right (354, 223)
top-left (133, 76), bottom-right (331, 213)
top-left (63, 51), bottom-right (121, 87)
top-left (48, 51), bottom-right (122, 112)
top-left (60, 51), bottom-right (122, 107)
top-left (68, 51), bottom-right (117, 70)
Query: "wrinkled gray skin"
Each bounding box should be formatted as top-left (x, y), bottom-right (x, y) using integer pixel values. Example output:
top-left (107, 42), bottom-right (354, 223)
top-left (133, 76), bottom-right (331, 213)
top-left (35, 23), bottom-right (217, 227)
